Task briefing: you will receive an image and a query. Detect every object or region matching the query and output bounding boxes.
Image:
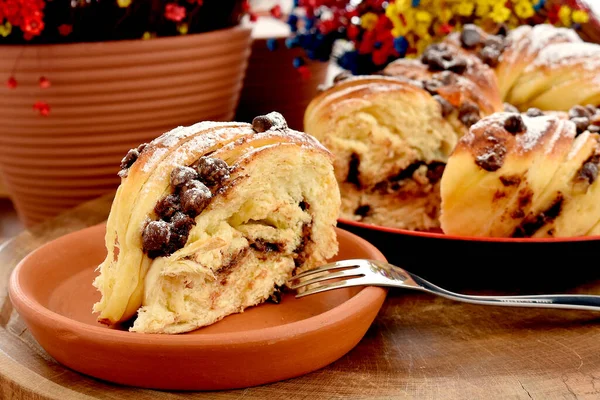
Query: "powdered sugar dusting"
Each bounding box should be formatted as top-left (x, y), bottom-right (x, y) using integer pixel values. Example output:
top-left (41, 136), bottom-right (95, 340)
top-left (154, 121), bottom-right (241, 148)
top-left (527, 24), bottom-right (582, 55)
top-left (517, 115), bottom-right (552, 152)
top-left (530, 42), bottom-right (600, 71)
top-left (142, 147), bottom-right (168, 172)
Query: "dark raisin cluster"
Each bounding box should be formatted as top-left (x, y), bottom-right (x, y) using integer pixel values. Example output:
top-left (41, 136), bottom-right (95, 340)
top-left (458, 24), bottom-right (506, 67)
top-left (458, 101), bottom-right (481, 127)
top-left (142, 156), bottom-right (231, 258)
top-left (568, 105), bottom-right (600, 135)
top-left (475, 136), bottom-right (507, 172)
top-left (420, 71), bottom-right (481, 124)
top-left (503, 114), bottom-right (527, 134)
top-left (252, 112), bottom-right (288, 133)
top-left (503, 103), bottom-right (520, 113)
top-left (525, 108), bottom-right (544, 117)
top-left (118, 143), bottom-right (148, 178)
top-left (421, 44), bottom-right (468, 74)
top-left (421, 72), bottom-right (457, 117)
top-left (578, 157), bottom-right (599, 185)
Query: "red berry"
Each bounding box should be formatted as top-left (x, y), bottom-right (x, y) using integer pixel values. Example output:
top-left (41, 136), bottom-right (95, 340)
top-left (297, 65), bottom-right (311, 80)
top-left (33, 101), bottom-right (50, 116)
top-left (372, 50), bottom-right (388, 65)
top-left (58, 24), bottom-right (73, 36)
top-left (347, 25), bottom-right (360, 41)
top-left (249, 12), bottom-right (258, 22)
top-left (270, 5), bottom-right (282, 19)
top-left (6, 77), bottom-right (17, 89)
top-left (39, 76), bottom-right (50, 89)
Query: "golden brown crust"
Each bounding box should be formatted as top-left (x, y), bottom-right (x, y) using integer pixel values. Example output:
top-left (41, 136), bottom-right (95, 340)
top-left (382, 58), bottom-right (502, 115)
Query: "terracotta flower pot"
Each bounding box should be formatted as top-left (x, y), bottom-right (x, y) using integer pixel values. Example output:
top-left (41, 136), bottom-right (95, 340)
top-left (235, 18), bottom-right (329, 131)
top-left (0, 26), bottom-right (252, 227)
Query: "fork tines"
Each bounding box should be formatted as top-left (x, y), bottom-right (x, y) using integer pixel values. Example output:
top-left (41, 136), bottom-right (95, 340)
top-left (288, 260), bottom-right (366, 297)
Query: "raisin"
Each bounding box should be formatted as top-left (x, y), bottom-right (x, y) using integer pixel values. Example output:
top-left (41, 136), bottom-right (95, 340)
top-left (458, 101), bottom-right (480, 127)
top-left (142, 220), bottom-right (171, 253)
top-left (504, 114), bottom-right (526, 134)
top-left (181, 183), bottom-right (212, 216)
top-left (196, 156), bottom-right (230, 186)
top-left (503, 103), bottom-right (519, 113)
top-left (460, 25), bottom-right (481, 49)
top-left (569, 105), bottom-right (592, 119)
top-left (170, 166), bottom-right (198, 188)
top-left (120, 148), bottom-right (139, 171)
top-left (434, 95), bottom-right (454, 117)
top-left (154, 194), bottom-right (180, 220)
top-left (526, 108), bottom-right (544, 117)
top-left (252, 112), bottom-right (288, 132)
top-left (572, 117), bottom-right (590, 135)
top-left (478, 46), bottom-right (501, 67)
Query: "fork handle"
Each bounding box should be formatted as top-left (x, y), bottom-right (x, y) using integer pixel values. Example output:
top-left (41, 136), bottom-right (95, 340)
top-left (409, 274), bottom-right (600, 312)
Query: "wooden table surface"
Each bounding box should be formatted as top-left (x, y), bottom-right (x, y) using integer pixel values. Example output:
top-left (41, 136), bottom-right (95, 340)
top-left (2, 194), bottom-right (600, 399)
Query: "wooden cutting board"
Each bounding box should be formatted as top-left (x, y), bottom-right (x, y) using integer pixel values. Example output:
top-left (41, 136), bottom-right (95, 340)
top-left (2, 193), bottom-right (600, 399)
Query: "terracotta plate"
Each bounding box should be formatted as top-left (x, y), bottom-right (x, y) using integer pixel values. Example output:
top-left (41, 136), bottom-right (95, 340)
top-left (338, 218), bottom-right (600, 291)
top-left (9, 223), bottom-right (387, 391)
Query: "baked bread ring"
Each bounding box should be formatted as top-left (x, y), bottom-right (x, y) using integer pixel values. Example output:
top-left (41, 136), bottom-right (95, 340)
top-left (304, 24), bottom-right (600, 232)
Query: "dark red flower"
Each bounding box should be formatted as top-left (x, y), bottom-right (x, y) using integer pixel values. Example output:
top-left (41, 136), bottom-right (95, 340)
top-left (347, 24), bottom-right (360, 41)
top-left (33, 101), bottom-right (50, 116)
top-left (165, 3), bottom-right (186, 22)
top-left (270, 5), bottom-right (282, 18)
top-left (22, 11), bottom-right (44, 36)
top-left (39, 76), bottom-right (50, 89)
top-left (297, 65), bottom-right (311, 80)
top-left (241, 0), bottom-right (250, 12)
top-left (3, 0), bottom-right (22, 26)
top-left (6, 77), bottom-right (17, 89)
top-left (58, 24), bottom-right (73, 36)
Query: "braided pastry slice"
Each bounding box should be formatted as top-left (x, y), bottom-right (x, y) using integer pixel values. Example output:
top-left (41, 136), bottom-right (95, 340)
top-left (305, 74), bottom-right (485, 231)
top-left (93, 112), bottom-right (340, 333)
top-left (440, 106), bottom-right (600, 238)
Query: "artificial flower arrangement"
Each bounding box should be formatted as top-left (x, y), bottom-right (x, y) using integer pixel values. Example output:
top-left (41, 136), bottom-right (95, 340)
top-left (0, 0), bottom-right (246, 44)
top-left (269, 0), bottom-right (597, 75)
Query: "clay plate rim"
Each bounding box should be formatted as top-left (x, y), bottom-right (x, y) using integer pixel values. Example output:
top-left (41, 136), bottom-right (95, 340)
top-left (338, 218), bottom-right (600, 243)
top-left (9, 224), bottom-right (387, 346)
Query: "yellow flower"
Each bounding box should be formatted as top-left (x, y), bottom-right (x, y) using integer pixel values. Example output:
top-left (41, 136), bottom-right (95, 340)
top-left (558, 5), bottom-right (571, 26)
top-left (572, 10), bottom-right (589, 24)
top-left (361, 12), bottom-right (378, 30)
top-left (475, 3), bottom-right (491, 17)
top-left (490, 3), bottom-right (511, 23)
top-left (117, 0), bottom-right (131, 8)
top-left (0, 22), bottom-right (12, 37)
top-left (391, 9), bottom-right (415, 37)
top-left (178, 24), bottom-right (189, 35)
top-left (456, 1), bottom-right (475, 17)
top-left (513, 0), bottom-right (534, 19)
top-left (415, 10), bottom-right (432, 24)
top-left (438, 8), bottom-right (453, 22)
top-left (390, 0), bottom-right (411, 11)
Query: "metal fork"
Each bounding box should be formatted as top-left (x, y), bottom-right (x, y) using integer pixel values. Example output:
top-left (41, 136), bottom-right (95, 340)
top-left (289, 259), bottom-right (600, 311)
